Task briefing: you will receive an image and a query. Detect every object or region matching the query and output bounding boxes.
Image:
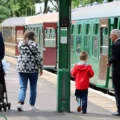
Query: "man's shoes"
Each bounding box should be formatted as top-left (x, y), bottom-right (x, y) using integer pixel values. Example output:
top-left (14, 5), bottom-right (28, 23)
top-left (112, 111), bottom-right (120, 116)
top-left (82, 111), bottom-right (87, 114)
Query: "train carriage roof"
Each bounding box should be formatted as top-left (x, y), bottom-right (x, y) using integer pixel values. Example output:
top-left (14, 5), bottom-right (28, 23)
top-left (25, 1), bottom-right (120, 25)
top-left (25, 13), bottom-right (58, 25)
top-left (2, 1), bottom-right (120, 27)
top-left (72, 1), bottom-right (120, 20)
top-left (1, 17), bottom-right (29, 27)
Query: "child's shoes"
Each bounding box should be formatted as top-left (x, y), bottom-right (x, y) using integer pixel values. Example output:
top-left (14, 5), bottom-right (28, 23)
top-left (77, 106), bottom-right (81, 112)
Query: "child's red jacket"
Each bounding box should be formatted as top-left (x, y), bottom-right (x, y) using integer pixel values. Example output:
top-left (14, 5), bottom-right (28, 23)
top-left (71, 63), bottom-right (94, 90)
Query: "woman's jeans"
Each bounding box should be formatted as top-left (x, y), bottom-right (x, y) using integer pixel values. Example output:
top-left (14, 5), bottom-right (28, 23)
top-left (18, 72), bottom-right (38, 106)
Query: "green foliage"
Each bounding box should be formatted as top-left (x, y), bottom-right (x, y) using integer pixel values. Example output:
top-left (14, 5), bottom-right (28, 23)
top-left (72, 0), bottom-right (108, 8)
top-left (0, 5), bottom-right (11, 20)
top-left (72, 0), bottom-right (80, 8)
top-left (0, 0), bottom-right (36, 17)
top-left (0, 0), bottom-right (113, 21)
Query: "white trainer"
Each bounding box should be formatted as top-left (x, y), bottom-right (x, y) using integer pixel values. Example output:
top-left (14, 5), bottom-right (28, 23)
top-left (17, 103), bottom-right (23, 112)
top-left (30, 106), bottom-right (39, 111)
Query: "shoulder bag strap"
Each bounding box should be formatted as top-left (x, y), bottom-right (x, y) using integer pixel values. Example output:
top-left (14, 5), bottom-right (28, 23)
top-left (26, 45), bottom-right (36, 56)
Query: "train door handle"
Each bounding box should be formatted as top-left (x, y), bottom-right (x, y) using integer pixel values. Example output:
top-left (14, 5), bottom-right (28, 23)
top-left (99, 56), bottom-right (101, 60)
top-left (43, 48), bottom-right (46, 51)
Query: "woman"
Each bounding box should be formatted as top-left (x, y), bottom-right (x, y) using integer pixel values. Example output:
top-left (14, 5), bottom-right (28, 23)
top-left (17, 31), bottom-right (43, 111)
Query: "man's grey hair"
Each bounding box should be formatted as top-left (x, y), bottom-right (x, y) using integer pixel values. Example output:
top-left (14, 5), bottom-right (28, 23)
top-left (111, 29), bottom-right (120, 38)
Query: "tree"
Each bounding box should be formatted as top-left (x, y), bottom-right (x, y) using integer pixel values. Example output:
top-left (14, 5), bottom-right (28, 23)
top-left (0, 0), bottom-right (114, 18)
top-left (0, 5), bottom-right (11, 21)
top-left (50, 0), bottom-right (58, 12)
top-left (72, 0), bottom-right (80, 8)
top-left (0, 0), bottom-right (36, 17)
top-left (34, 0), bottom-right (58, 13)
top-left (71, 0), bottom-right (108, 8)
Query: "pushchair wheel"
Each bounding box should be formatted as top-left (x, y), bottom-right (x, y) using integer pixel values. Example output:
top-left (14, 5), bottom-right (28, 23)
top-left (7, 103), bottom-right (11, 110)
top-left (3, 104), bottom-right (6, 112)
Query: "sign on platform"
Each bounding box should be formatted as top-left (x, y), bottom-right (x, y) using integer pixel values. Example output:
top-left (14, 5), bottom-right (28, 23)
top-left (61, 37), bottom-right (67, 44)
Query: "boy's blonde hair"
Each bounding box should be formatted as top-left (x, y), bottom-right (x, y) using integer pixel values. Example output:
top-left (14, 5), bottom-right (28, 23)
top-left (80, 51), bottom-right (88, 60)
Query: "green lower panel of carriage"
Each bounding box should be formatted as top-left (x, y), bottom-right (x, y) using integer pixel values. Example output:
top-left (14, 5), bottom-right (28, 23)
top-left (70, 17), bottom-right (120, 92)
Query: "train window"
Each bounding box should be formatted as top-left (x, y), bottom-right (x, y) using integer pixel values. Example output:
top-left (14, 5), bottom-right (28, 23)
top-left (85, 24), bottom-right (90, 34)
top-left (3, 27), bottom-right (15, 43)
top-left (44, 28), bottom-right (56, 47)
top-left (84, 36), bottom-right (90, 53)
top-left (45, 29), bottom-right (48, 33)
top-left (105, 28), bottom-right (108, 35)
top-left (50, 29), bottom-right (52, 33)
top-left (78, 25), bottom-right (81, 34)
top-left (71, 25), bottom-right (74, 34)
top-left (92, 36), bottom-right (99, 57)
top-left (37, 27), bottom-right (39, 33)
top-left (17, 30), bottom-right (24, 43)
top-left (76, 35), bottom-right (81, 54)
top-left (101, 36), bottom-right (108, 54)
top-left (110, 26), bottom-right (114, 30)
top-left (71, 35), bottom-right (74, 54)
top-left (93, 24), bottom-right (99, 35)
top-left (100, 28), bottom-right (109, 55)
top-left (103, 28), bottom-right (108, 35)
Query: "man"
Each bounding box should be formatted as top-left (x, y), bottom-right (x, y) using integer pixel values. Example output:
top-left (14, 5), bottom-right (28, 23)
top-left (108, 29), bottom-right (120, 116)
top-left (0, 32), bottom-right (4, 60)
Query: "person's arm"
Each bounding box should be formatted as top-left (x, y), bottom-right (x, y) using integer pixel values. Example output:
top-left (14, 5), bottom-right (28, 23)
top-left (88, 66), bottom-right (94, 78)
top-left (108, 44), bottom-right (118, 65)
top-left (37, 50), bottom-right (43, 76)
top-left (71, 65), bottom-right (77, 78)
top-left (33, 43), bottom-right (43, 76)
top-left (0, 32), bottom-right (5, 60)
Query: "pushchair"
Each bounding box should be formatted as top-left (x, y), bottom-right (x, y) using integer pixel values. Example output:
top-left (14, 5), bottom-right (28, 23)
top-left (0, 61), bottom-right (11, 111)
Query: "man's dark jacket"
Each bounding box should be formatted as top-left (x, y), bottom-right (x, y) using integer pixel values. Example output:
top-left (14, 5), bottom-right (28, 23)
top-left (109, 39), bottom-right (120, 86)
top-left (0, 32), bottom-right (4, 60)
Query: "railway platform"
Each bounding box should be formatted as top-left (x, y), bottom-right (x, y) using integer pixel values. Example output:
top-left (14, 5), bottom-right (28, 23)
top-left (0, 56), bottom-right (119, 120)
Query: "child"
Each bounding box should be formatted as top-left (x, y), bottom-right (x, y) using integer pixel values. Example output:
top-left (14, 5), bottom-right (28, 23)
top-left (71, 51), bottom-right (94, 114)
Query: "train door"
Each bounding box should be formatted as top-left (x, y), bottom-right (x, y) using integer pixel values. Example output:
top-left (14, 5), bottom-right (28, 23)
top-left (38, 26), bottom-right (43, 57)
top-left (98, 19), bottom-right (109, 83)
top-left (43, 23), bottom-right (57, 69)
top-left (15, 26), bottom-right (24, 56)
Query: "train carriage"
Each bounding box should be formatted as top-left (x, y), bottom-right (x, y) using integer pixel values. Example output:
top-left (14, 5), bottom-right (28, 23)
top-left (25, 13), bottom-right (58, 69)
top-left (1, 17), bottom-right (27, 57)
top-left (71, 1), bottom-right (120, 90)
top-left (2, 1), bottom-right (120, 92)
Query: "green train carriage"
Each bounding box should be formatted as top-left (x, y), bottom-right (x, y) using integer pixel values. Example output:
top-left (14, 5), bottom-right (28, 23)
top-left (71, 1), bottom-right (120, 91)
top-left (25, 1), bottom-right (120, 91)
top-left (3, 1), bottom-right (120, 92)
